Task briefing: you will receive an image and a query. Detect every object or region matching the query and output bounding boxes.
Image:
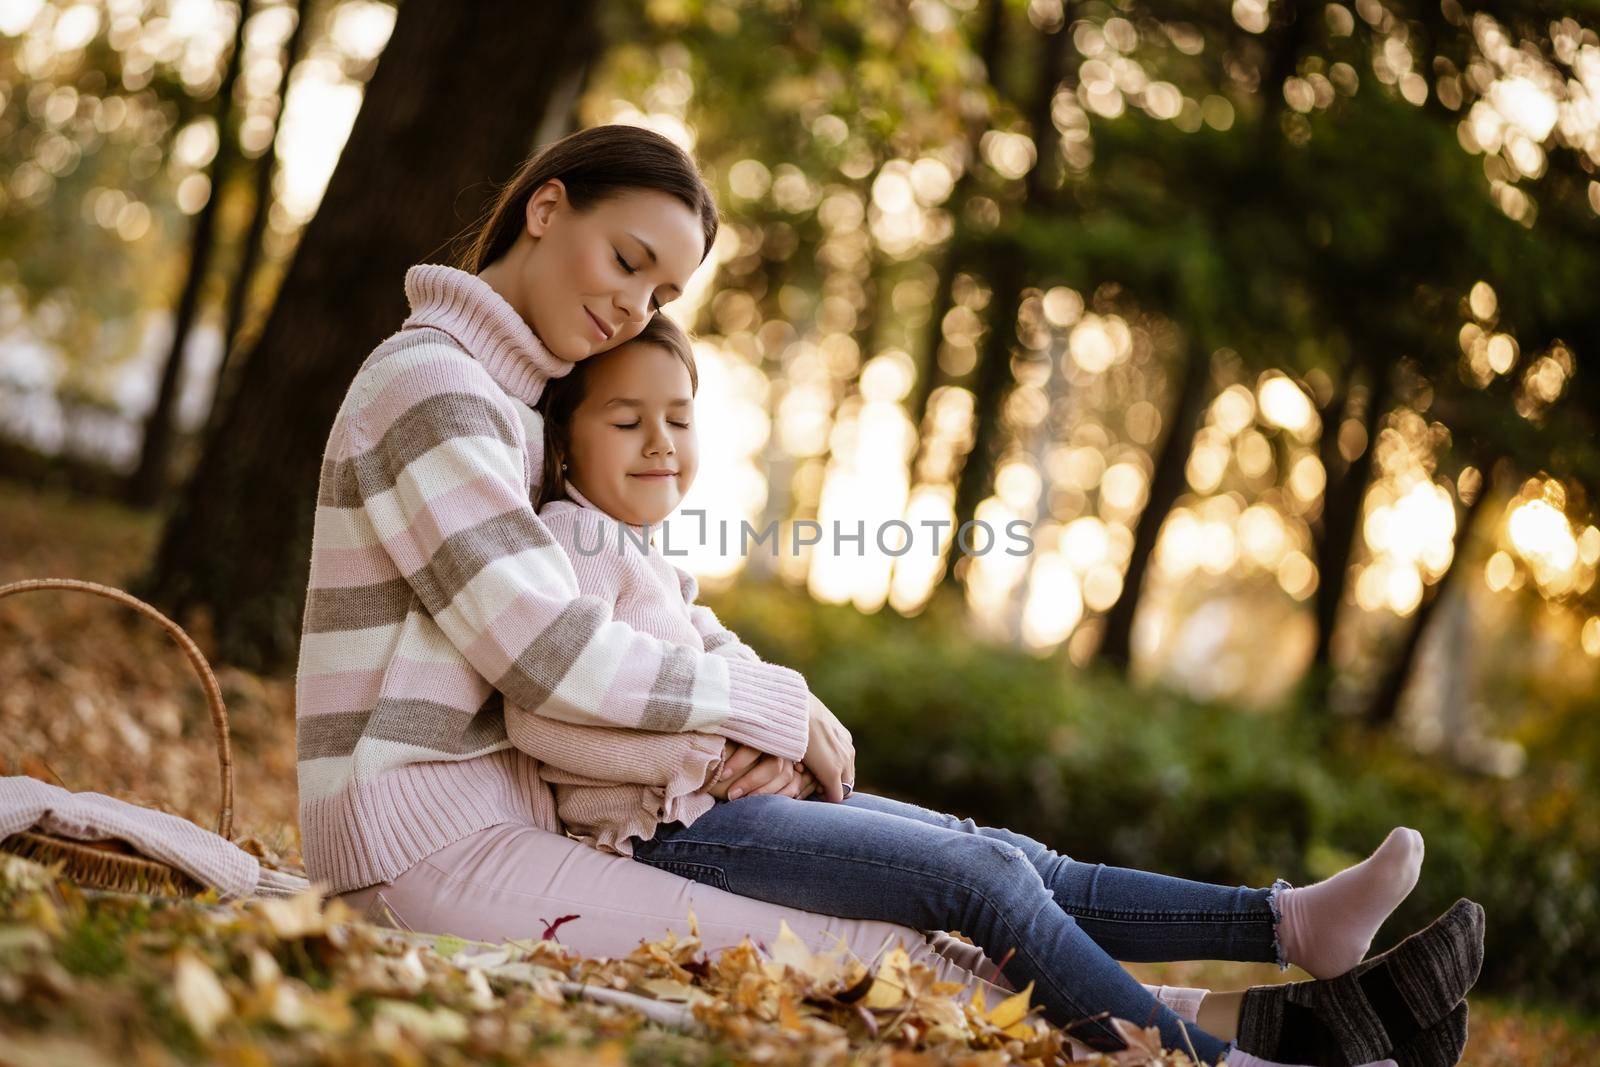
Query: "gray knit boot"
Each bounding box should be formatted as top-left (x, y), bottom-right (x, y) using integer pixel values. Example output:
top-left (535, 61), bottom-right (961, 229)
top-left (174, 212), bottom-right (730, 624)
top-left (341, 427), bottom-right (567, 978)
top-left (1391, 1000), bottom-right (1469, 1067)
top-left (1235, 898), bottom-right (1484, 1066)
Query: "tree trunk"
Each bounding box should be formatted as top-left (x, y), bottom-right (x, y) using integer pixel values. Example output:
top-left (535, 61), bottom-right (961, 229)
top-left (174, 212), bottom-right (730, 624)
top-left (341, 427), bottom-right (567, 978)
top-left (127, 0), bottom-right (255, 508)
top-left (1260, 0), bottom-right (1311, 132)
top-left (939, 8), bottom-right (1069, 593)
top-left (207, 0), bottom-right (312, 442)
top-left (1362, 471), bottom-right (1491, 725)
top-left (838, 242), bottom-right (885, 401)
top-left (942, 245), bottom-right (1023, 592)
top-left (1307, 359), bottom-right (1393, 704)
top-left (1022, 8), bottom-right (1067, 206)
top-left (1096, 338), bottom-right (1210, 670)
top-left (906, 0), bottom-right (1005, 457)
top-left (1007, 329), bottom-right (1069, 644)
top-left (134, 0), bottom-right (601, 671)
top-left (907, 246), bottom-right (961, 447)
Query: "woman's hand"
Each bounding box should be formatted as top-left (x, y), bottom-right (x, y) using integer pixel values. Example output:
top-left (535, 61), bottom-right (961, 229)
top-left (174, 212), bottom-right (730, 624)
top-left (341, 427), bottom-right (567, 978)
top-left (801, 692), bottom-right (855, 803)
top-left (706, 740), bottom-right (816, 801)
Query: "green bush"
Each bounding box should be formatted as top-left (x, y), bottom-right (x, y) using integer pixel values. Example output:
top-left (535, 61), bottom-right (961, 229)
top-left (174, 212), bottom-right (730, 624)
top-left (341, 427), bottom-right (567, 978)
top-left (711, 582), bottom-right (1600, 1011)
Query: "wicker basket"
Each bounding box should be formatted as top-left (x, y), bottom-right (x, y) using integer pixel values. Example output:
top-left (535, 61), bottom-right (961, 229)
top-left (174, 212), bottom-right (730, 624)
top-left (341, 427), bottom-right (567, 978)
top-left (0, 577), bottom-right (234, 898)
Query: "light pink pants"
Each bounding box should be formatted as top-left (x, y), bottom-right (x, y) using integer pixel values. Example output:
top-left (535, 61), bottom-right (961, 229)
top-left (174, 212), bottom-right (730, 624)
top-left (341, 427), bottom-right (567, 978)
top-left (336, 820), bottom-right (1020, 1008)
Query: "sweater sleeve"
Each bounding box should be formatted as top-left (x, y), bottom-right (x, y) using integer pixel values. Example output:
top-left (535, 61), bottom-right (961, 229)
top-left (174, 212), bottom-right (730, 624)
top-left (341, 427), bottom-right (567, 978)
top-left (673, 564), bottom-right (764, 664)
top-left (517, 714), bottom-right (726, 789)
top-left (348, 353), bottom-right (810, 760)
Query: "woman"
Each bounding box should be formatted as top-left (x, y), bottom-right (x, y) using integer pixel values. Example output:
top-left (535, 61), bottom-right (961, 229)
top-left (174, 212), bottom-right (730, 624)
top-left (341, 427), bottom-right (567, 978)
top-left (298, 125), bottom-right (1479, 1065)
top-left (298, 121), bottom-right (1000, 994)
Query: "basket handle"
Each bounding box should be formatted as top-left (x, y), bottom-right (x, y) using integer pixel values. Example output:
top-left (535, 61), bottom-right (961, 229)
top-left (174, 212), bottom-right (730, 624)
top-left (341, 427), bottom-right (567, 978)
top-left (0, 577), bottom-right (234, 840)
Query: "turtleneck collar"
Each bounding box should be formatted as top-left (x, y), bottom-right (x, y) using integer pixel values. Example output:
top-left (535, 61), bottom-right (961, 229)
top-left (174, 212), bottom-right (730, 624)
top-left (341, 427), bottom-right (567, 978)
top-left (402, 263), bottom-right (575, 407)
top-left (562, 478), bottom-right (655, 543)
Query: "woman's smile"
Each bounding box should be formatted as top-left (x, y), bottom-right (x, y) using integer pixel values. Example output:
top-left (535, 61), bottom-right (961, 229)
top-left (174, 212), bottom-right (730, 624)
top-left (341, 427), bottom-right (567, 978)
top-left (584, 306), bottom-right (615, 341)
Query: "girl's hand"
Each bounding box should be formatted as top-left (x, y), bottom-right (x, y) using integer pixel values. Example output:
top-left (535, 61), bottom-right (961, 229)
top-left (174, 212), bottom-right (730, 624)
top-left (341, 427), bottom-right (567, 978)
top-left (706, 741), bottom-right (812, 800)
top-left (705, 740), bottom-right (761, 799)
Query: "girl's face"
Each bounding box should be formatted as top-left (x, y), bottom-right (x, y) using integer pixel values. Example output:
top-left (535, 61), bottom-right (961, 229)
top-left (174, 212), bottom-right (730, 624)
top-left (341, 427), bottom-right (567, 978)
top-left (565, 341), bottom-right (698, 527)
top-left (500, 182), bottom-right (704, 362)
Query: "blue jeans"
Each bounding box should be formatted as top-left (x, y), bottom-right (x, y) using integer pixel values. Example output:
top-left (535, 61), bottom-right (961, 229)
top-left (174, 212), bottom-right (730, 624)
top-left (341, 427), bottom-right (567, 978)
top-left (632, 790), bottom-right (1287, 1062)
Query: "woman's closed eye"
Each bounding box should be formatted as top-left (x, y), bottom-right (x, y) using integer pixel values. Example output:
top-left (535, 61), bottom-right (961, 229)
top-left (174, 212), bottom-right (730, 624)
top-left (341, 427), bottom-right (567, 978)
top-left (612, 420), bottom-right (691, 430)
top-left (614, 250), bottom-right (662, 311)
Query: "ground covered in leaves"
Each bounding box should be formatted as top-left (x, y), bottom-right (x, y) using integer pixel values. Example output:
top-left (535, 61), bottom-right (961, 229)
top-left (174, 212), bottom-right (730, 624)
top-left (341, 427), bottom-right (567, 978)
top-left (0, 853), bottom-right (1179, 1066)
top-left (1, 479), bottom-right (1596, 1065)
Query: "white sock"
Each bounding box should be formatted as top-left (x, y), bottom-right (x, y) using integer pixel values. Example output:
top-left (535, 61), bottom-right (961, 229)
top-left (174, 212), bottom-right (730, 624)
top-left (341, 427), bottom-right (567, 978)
top-left (1148, 983), bottom-right (1207, 1023)
top-left (1276, 826), bottom-right (1424, 978)
top-left (1226, 1051), bottom-right (1397, 1067)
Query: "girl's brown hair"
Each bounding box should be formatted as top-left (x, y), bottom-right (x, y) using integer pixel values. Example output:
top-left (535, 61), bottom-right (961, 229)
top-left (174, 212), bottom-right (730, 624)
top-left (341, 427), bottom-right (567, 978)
top-left (460, 125), bottom-right (720, 273)
top-left (533, 314), bottom-right (700, 511)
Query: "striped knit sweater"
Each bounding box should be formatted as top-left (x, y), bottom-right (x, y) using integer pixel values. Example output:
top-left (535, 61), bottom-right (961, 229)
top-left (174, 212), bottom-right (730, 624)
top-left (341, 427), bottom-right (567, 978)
top-left (296, 264), bottom-right (811, 893)
top-left (516, 480), bottom-right (770, 858)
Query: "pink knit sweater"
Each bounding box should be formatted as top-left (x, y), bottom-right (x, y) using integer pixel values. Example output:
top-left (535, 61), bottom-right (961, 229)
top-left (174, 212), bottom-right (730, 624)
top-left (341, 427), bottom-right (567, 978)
top-left (295, 264), bottom-right (811, 894)
top-left (518, 482), bottom-right (772, 856)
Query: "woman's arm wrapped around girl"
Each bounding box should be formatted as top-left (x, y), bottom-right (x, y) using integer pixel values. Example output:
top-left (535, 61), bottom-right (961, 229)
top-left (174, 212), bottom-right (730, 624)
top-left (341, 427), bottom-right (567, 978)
top-left (526, 716), bottom-right (725, 856)
top-left (518, 715), bottom-right (725, 789)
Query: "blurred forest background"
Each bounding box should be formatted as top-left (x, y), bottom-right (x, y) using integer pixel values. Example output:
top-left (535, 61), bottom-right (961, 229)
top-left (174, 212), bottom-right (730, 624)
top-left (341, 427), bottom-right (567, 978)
top-left (1, 0), bottom-right (1598, 1049)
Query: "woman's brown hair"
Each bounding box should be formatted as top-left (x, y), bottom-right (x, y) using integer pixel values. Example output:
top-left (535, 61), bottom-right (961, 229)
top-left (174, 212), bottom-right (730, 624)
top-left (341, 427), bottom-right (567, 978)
top-left (533, 314), bottom-right (700, 512)
top-left (460, 124), bottom-right (720, 274)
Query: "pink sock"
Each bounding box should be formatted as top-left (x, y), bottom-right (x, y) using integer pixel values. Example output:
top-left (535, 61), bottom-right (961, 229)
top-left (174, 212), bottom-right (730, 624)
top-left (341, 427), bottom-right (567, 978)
top-left (1276, 826), bottom-right (1424, 979)
top-left (1226, 1051), bottom-right (1397, 1067)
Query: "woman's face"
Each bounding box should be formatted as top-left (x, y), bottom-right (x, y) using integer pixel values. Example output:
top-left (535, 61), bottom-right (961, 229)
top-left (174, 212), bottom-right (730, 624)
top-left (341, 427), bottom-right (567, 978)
top-left (512, 183), bottom-right (704, 362)
top-left (565, 341), bottom-right (699, 527)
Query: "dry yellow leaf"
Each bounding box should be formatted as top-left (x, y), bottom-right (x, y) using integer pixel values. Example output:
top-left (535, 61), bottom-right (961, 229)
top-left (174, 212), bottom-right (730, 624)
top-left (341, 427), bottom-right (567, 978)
top-left (970, 986), bottom-right (988, 1013)
top-left (172, 950), bottom-right (230, 1039)
top-left (984, 980), bottom-right (1035, 1029)
top-left (777, 993), bottom-right (808, 1032)
top-left (861, 945), bottom-right (914, 1010)
top-left (246, 947), bottom-right (280, 990)
top-left (371, 999), bottom-right (469, 1042)
top-left (637, 975), bottom-right (715, 1004)
top-left (249, 888), bottom-right (327, 939)
top-left (768, 919), bottom-right (815, 973)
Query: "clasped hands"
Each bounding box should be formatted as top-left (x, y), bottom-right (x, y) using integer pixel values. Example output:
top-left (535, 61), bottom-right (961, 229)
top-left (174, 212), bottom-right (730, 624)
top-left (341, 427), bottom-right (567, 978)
top-left (704, 692), bottom-right (857, 804)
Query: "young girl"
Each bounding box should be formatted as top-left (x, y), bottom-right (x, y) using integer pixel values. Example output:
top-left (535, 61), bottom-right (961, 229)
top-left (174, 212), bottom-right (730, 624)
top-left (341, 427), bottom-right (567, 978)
top-left (304, 123), bottom-right (1478, 1067)
top-left (508, 310), bottom-right (1480, 1067)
